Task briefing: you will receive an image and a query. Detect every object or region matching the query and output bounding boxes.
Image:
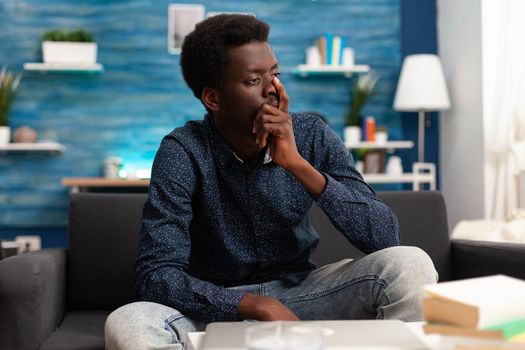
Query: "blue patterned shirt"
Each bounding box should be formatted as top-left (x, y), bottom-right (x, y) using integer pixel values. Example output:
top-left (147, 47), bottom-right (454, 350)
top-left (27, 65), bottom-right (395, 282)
top-left (135, 112), bottom-right (399, 323)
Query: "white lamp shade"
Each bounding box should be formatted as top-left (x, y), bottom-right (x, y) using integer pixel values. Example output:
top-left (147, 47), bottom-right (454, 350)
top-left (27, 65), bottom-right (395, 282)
top-left (393, 54), bottom-right (451, 111)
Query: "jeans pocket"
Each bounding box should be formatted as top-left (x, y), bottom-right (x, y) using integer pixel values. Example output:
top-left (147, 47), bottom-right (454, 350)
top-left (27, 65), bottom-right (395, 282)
top-left (164, 313), bottom-right (186, 344)
top-left (164, 313), bottom-right (205, 346)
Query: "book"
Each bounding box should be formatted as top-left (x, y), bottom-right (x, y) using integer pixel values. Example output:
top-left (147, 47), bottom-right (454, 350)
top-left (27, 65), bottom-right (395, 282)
top-left (423, 296), bottom-right (478, 328)
top-left (424, 318), bottom-right (525, 343)
top-left (454, 344), bottom-right (523, 350)
top-left (422, 275), bottom-right (525, 329)
top-left (331, 35), bottom-right (341, 65)
top-left (317, 36), bottom-right (326, 65)
top-left (324, 33), bottom-right (333, 65)
top-left (339, 37), bottom-right (346, 65)
top-left (424, 323), bottom-right (503, 340)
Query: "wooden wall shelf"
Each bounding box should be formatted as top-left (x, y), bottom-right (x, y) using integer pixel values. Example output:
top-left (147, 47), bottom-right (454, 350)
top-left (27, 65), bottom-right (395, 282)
top-left (292, 64), bottom-right (370, 78)
top-left (23, 63), bottom-right (104, 74)
top-left (0, 142), bottom-right (65, 153)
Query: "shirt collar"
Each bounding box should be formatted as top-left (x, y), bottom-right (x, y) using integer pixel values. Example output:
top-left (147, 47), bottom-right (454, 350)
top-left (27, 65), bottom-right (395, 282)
top-left (205, 114), bottom-right (273, 166)
top-left (230, 147), bottom-right (272, 165)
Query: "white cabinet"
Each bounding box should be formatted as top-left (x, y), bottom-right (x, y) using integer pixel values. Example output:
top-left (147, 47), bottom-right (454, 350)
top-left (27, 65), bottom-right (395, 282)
top-left (362, 163), bottom-right (436, 191)
top-left (347, 141), bottom-right (436, 191)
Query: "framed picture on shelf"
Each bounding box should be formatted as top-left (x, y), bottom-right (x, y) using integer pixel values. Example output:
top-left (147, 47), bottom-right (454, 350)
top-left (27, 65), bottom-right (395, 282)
top-left (167, 3), bottom-right (205, 54)
top-left (363, 150), bottom-right (385, 174)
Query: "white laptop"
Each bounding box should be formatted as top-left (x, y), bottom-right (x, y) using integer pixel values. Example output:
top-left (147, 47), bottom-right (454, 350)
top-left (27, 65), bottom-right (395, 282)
top-left (200, 320), bottom-right (430, 350)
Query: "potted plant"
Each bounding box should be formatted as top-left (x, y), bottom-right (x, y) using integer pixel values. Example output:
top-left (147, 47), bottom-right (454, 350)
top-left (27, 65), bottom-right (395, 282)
top-left (0, 66), bottom-right (22, 145)
top-left (42, 29), bottom-right (97, 64)
top-left (343, 72), bottom-right (379, 144)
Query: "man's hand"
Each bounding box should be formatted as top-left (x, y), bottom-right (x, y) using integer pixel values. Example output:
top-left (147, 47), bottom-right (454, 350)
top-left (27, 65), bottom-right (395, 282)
top-left (238, 292), bottom-right (299, 321)
top-left (253, 77), bottom-right (327, 196)
top-left (252, 77), bottom-right (302, 170)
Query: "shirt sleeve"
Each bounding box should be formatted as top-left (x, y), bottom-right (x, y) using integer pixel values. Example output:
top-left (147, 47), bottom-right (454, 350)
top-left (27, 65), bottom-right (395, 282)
top-left (311, 121), bottom-right (400, 253)
top-left (135, 136), bottom-right (245, 323)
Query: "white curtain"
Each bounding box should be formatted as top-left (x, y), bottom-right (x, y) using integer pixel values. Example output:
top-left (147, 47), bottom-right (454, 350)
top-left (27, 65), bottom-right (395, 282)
top-left (483, 0), bottom-right (525, 220)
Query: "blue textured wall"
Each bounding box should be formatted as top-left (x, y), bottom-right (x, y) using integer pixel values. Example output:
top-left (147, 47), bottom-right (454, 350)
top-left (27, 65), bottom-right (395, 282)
top-left (400, 0), bottom-right (439, 183)
top-left (0, 0), bottom-right (401, 238)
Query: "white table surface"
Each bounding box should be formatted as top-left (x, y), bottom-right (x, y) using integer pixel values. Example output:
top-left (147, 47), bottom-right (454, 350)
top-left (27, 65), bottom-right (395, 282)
top-left (187, 322), bottom-right (442, 350)
top-left (187, 322), bottom-right (525, 350)
top-left (187, 331), bottom-right (205, 350)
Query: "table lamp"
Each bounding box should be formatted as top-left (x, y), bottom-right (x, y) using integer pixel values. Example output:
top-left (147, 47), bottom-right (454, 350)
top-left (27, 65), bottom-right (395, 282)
top-left (393, 54), bottom-right (451, 163)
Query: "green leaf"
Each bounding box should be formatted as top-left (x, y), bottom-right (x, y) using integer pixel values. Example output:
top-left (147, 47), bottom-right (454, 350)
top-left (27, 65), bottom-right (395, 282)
top-left (42, 29), bottom-right (94, 42)
top-left (344, 72), bottom-right (380, 126)
top-left (0, 66), bottom-right (22, 127)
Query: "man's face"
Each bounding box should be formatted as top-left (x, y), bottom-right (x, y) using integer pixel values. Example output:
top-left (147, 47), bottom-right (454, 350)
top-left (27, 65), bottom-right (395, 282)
top-left (214, 41), bottom-right (280, 137)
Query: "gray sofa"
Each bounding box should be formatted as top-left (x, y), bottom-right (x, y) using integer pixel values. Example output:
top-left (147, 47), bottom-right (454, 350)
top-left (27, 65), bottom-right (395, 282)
top-left (1, 191), bottom-right (524, 350)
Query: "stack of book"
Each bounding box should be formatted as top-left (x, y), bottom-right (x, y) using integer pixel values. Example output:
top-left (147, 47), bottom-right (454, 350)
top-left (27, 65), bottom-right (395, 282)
top-left (316, 33), bottom-right (347, 66)
top-left (422, 275), bottom-right (525, 347)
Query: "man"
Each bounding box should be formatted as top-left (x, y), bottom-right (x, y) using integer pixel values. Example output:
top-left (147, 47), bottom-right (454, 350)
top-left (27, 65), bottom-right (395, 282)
top-left (105, 14), bottom-right (437, 350)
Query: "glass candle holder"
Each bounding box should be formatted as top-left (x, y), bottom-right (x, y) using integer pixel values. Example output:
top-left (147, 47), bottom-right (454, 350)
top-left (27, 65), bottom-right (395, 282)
top-left (245, 322), bottom-right (323, 350)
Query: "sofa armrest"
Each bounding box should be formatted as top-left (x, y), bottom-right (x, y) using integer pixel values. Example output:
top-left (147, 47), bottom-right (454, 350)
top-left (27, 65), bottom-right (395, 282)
top-left (0, 248), bottom-right (66, 350)
top-left (451, 239), bottom-right (525, 280)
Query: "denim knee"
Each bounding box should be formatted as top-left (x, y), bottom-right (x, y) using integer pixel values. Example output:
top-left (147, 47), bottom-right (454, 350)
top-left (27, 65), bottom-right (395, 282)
top-left (105, 302), bottom-right (155, 347)
top-left (105, 301), bottom-right (185, 350)
top-left (378, 246), bottom-right (438, 285)
top-left (369, 246), bottom-right (437, 321)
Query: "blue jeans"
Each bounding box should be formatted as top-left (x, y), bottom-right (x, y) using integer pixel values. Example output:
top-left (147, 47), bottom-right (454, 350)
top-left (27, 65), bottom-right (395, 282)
top-left (105, 246), bottom-right (437, 350)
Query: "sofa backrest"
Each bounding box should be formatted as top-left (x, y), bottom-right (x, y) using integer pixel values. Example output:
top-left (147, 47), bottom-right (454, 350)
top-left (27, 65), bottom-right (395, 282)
top-left (67, 191), bottom-right (451, 310)
top-left (311, 191), bottom-right (452, 281)
top-left (67, 193), bottom-right (145, 310)
top-left (381, 191), bottom-right (451, 281)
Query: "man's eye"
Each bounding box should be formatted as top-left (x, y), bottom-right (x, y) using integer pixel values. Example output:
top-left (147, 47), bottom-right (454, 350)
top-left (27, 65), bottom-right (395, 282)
top-left (272, 72), bottom-right (281, 77)
top-left (247, 78), bottom-right (260, 85)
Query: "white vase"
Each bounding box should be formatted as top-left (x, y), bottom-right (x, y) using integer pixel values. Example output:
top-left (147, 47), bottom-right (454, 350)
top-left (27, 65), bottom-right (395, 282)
top-left (375, 131), bottom-right (388, 144)
top-left (0, 126), bottom-right (11, 145)
top-left (42, 41), bottom-right (98, 64)
top-left (344, 126), bottom-right (361, 144)
top-left (355, 160), bottom-right (364, 173)
top-left (386, 156), bottom-right (403, 175)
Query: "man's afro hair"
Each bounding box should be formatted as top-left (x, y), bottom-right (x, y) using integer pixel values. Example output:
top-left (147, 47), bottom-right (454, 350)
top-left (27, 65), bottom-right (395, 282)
top-left (180, 14), bottom-right (270, 100)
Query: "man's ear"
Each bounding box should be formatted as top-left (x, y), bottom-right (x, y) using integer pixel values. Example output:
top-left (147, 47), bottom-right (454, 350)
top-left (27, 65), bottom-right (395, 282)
top-left (201, 87), bottom-right (220, 112)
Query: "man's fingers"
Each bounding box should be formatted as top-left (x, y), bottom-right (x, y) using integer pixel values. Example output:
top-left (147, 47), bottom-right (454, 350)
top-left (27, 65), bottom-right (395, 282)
top-left (253, 112), bottom-right (287, 147)
top-left (252, 107), bottom-right (266, 144)
top-left (259, 130), bottom-right (269, 148)
top-left (286, 312), bottom-right (300, 321)
top-left (273, 304), bottom-right (300, 321)
top-left (262, 123), bottom-right (285, 137)
top-left (257, 112), bottom-right (283, 125)
top-left (273, 77), bottom-right (289, 113)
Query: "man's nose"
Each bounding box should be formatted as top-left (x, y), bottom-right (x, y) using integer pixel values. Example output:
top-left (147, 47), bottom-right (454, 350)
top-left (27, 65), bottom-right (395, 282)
top-left (262, 75), bottom-right (277, 96)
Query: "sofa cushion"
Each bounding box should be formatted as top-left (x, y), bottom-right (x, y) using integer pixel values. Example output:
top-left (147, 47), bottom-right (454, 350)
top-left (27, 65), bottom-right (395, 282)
top-left (67, 193), bottom-right (147, 310)
top-left (40, 311), bottom-right (109, 350)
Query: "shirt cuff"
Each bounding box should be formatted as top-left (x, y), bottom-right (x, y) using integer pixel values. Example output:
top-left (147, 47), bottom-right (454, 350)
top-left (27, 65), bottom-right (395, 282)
top-left (212, 288), bottom-right (246, 322)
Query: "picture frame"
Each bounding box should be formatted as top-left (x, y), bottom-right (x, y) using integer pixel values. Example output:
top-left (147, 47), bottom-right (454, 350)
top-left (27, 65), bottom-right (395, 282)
top-left (167, 4), bottom-right (205, 55)
top-left (363, 150), bottom-right (385, 174)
